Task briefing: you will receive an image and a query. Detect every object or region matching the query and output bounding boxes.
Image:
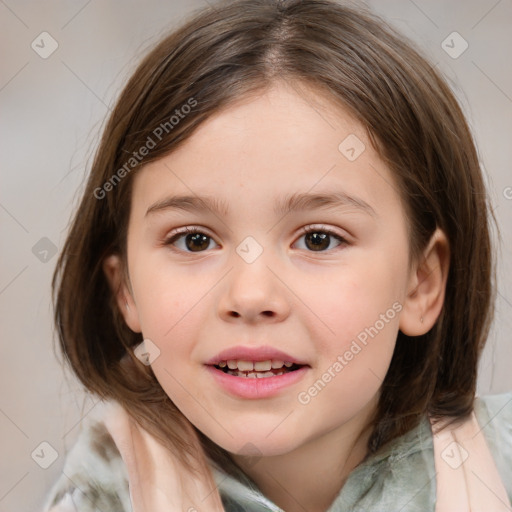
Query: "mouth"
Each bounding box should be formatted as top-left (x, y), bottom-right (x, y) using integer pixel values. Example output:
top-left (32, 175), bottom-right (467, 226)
top-left (209, 360), bottom-right (308, 378)
top-left (205, 359), bottom-right (310, 399)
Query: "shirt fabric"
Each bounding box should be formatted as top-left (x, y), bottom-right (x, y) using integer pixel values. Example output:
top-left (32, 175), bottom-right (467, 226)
top-left (41, 391), bottom-right (512, 512)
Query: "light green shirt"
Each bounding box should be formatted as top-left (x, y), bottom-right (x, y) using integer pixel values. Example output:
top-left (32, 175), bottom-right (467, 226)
top-left (42, 391), bottom-right (512, 511)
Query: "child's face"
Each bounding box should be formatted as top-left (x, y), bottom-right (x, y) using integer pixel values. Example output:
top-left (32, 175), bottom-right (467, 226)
top-left (118, 82), bottom-right (416, 457)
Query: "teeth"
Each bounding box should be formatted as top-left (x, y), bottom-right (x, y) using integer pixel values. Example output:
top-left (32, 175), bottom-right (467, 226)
top-left (237, 360), bottom-right (255, 371)
top-left (226, 370), bottom-right (287, 378)
top-left (254, 360), bottom-right (271, 371)
top-left (220, 359), bottom-right (296, 371)
top-left (256, 371), bottom-right (276, 378)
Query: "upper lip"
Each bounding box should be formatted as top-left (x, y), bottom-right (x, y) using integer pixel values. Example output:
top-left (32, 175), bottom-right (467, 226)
top-left (205, 345), bottom-right (309, 366)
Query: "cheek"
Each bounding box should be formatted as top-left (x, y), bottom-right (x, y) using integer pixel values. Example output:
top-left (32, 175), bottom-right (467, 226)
top-left (296, 272), bottom-right (401, 420)
top-left (128, 255), bottom-right (215, 377)
top-left (129, 252), bottom-right (200, 337)
top-left (307, 252), bottom-right (406, 348)
top-left (295, 251), bottom-right (406, 414)
top-left (132, 266), bottom-right (207, 405)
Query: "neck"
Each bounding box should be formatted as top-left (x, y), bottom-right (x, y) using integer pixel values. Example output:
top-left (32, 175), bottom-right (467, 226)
top-left (231, 398), bottom-right (377, 512)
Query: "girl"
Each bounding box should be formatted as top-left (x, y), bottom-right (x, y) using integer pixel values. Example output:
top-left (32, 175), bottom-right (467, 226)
top-left (42, 0), bottom-right (512, 511)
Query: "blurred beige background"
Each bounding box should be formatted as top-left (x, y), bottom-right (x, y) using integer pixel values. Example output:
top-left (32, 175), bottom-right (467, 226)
top-left (1, 1), bottom-right (511, 511)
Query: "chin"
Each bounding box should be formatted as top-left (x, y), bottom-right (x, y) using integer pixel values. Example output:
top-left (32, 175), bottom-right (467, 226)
top-left (210, 428), bottom-right (300, 459)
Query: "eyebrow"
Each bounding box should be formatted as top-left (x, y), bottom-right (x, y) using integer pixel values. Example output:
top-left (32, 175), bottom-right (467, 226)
top-left (145, 192), bottom-right (377, 218)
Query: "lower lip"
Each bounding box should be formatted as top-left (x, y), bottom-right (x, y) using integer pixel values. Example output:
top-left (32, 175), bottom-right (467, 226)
top-left (205, 365), bottom-right (309, 399)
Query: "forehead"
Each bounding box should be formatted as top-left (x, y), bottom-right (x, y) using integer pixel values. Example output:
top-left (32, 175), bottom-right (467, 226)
top-left (130, 82), bottom-right (404, 222)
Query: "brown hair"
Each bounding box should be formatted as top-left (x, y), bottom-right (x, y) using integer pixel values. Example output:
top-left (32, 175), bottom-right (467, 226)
top-left (52, 0), bottom-right (496, 492)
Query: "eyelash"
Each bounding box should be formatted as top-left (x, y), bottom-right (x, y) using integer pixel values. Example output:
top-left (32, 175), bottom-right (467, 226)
top-left (163, 225), bottom-right (348, 253)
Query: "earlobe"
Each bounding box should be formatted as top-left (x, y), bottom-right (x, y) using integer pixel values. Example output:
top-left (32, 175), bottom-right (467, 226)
top-left (103, 254), bottom-right (142, 333)
top-left (399, 228), bottom-right (450, 336)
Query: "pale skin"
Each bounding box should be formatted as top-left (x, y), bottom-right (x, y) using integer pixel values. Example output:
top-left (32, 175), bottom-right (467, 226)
top-left (104, 81), bottom-right (450, 512)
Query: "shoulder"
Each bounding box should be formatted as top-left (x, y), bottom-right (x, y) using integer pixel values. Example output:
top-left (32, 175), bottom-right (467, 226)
top-left (474, 390), bottom-right (512, 426)
top-left (331, 415), bottom-right (437, 511)
top-left (474, 390), bottom-right (512, 452)
top-left (335, 393), bottom-right (512, 511)
top-left (474, 390), bottom-right (512, 500)
top-left (41, 400), bottom-right (131, 512)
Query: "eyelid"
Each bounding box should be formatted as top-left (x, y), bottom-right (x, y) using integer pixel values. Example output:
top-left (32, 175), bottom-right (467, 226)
top-left (163, 225), bottom-right (217, 244)
top-left (298, 224), bottom-right (348, 240)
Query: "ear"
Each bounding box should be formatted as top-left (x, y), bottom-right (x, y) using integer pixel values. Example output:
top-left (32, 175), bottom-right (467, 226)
top-left (399, 228), bottom-right (450, 336)
top-left (103, 254), bottom-right (142, 333)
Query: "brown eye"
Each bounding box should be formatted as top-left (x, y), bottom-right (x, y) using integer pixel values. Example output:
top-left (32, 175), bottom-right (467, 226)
top-left (183, 232), bottom-right (211, 252)
top-left (305, 231), bottom-right (330, 251)
top-left (295, 226), bottom-right (347, 252)
top-left (165, 227), bottom-right (217, 252)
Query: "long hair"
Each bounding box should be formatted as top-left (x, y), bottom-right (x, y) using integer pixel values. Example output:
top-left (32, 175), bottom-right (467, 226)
top-left (52, 0), bottom-right (496, 488)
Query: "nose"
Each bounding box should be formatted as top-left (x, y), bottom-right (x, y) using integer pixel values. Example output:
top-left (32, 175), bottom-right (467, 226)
top-left (217, 253), bottom-right (291, 324)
